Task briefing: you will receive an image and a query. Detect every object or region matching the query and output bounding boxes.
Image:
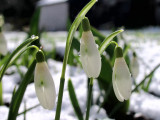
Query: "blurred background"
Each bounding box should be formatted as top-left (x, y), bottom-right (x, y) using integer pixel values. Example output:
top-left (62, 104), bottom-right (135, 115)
top-left (1, 0), bottom-right (160, 120)
top-left (0, 0), bottom-right (160, 30)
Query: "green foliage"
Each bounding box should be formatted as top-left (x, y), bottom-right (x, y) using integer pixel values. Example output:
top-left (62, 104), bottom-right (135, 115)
top-left (0, 37), bottom-right (38, 82)
top-left (97, 55), bottom-right (129, 119)
top-left (68, 79), bottom-right (84, 120)
top-left (8, 60), bottom-right (36, 120)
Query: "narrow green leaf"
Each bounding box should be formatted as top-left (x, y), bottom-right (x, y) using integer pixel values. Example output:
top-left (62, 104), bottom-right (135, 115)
top-left (18, 104), bottom-right (40, 116)
top-left (0, 37), bottom-right (38, 82)
top-left (91, 26), bottom-right (106, 41)
top-left (61, 0), bottom-right (97, 78)
top-left (99, 29), bottom-right (124, 55)
top-left (68, 79), bottom-right (84, 120)
top-left (8, 60), bottom-right (36, 120)
top-left (132, 63), bottom-right (160, 92)
top-left (28, 8), bottom-right (40, 37)
top-left (99, 55), bottom-right (112, 82)
top-left (28, 7), bottom-right (41, 47)
top-left (55, 1), bottom-right (97, 119)
top-left (0, 81), bottom-right (3, 105)
top-left (142, 73), bottom-right (154, 92)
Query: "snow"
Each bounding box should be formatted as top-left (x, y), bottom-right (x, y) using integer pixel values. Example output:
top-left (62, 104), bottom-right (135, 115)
top-left (1, 29), bottom-right (160, 119)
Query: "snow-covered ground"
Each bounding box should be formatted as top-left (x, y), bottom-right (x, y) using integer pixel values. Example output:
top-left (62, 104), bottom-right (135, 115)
top-left (1, 28), bottom-right (160, 120)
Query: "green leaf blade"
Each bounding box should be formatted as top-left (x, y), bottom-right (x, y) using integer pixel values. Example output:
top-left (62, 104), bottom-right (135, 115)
top-left (99, 29), bottom-right (124, 55)
top-left (68, 79), bottom-right (84, 120)
top-left (8, 60), bottom-right (36, 120)
top-left (0, 36), bottom-right (38, 82)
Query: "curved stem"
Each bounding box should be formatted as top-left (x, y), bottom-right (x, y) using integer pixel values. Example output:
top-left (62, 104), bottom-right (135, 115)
top-left (99, 41), bottom-right (118, 55)
top-left (55, 0), bottom-right (97, 120)
top-left (132, 63), bottom-right (160, 92)
top-left (0, 37), bottom-right (38, 82)
top-left (9, 45), bottom-right (39, 67)
top-left (85, 78), bottom-right (93, 120)
top-left (98, 29), bottom-right (123, 55)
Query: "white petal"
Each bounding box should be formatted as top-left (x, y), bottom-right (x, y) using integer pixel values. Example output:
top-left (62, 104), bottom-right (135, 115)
top-left (80, 31), bottom-right (101, 78)
top-left (113, 58), bottom-right (132, 101)
top-left (112, 67), bottom-right (124, 102)
top-left (0, 32), bottom-right (7, 55)
top-left (130, 57), bottom-right (139, 78)
top-left (34, 62), bottom-right (56, 110)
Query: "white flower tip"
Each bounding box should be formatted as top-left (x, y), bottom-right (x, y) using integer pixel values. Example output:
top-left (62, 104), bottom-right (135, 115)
top-left (112, 57), bottom-right (132, 102)
top-left (34, 62), bottom-right (56, 110)
top-left (80, 31), bottom-right (101, 78)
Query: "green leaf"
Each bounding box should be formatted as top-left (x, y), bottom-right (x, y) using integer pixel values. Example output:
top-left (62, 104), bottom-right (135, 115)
top-left (7, 60), bottom-right (36, 120)
top-left (61, 0), bottom-right (97, 77)
top-left (99, 55), bottom-right (112, 82)
top-left (68, 79), bottom-right (84, 120)
top-left (0, 81), bottom-right (3, 105)
top-left (0, 37), bottom-right (38, 82)
top-left (142, 73), bottom-right (154, 92)
top-left (132, 63), bottom-right (160, 92)
top-left (91, 26), bottom-right (106, 41)
top-left (28, 8), bottom-right (40, 37)
top-left (55, 1), bottom-right (97, 119)
top-left (99, 29), bottom-right (124, 55)
top-left (28, 7), bottom-right (41, 47)
top-left (18, 104), bottom-right (40, 116)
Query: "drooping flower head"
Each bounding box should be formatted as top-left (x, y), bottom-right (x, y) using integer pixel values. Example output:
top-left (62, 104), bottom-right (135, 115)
top-left (34, 50), bottom-right (56, 110)
top-left (80, 17), bottom-right (101, 78)
top-left (130, 52), bottom-right (139, 78)
top-left (112, 46), bottom-right (132, 102)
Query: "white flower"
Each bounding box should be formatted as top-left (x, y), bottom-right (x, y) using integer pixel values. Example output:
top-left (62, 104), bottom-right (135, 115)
top-left (0, 32), bottom-right (7, 55)
top-left (80, 31), bottom-right (101, 78)
top-left (130, 56), bottom-right (139, 78)
top-left (34, 61), bottom-right (56, 110)
top-left (112, 47), bottom-right (132, 102)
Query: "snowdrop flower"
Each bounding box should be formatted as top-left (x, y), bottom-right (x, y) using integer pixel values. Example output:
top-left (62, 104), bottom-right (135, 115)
top-left (112, 47), bottom-right (132, 102)
top-left (34, 50), bottom-right (56, 110)
top-left (0, 31), bottom-right (8, 55)
top-left (130, 52), bottom-right (139, 78)
top-left (80, 17), bottom-right (101, 78)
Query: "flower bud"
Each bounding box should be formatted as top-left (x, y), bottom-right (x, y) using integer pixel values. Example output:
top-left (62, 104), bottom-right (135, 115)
top-left (130, 53), bottom-right (139, 78)
top-left (34, 50), bottom-right (56, 110)
top-left (112, 47), bottom-right (132, 102)
top-left (80, 17), bottom-right (101, 78)
top-left (0, 32), bottom-right (8, 55)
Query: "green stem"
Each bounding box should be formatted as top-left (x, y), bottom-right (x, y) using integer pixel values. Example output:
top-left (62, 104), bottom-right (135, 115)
top-left (0, 54), bottom-right (3, 105)
top-left (0, 37), bottom-right (38, 82)
top-left (132, 63), bottom-right (160, 92)
top-left (0, 81), bottom-right (3, 105)
top-left (85, 78), bottom-right (93, 120)
top-left (8, 60), bottom-right (36, 120)
top-left (99, 41), bottom-right (118, 55)
top-left (98, 29), bottom-right (123, 55)
top-left (55, 77), bottom-right (65, 120)
top-left (55, 0), bottom-right (97, 120)
top-left (18, 104), bottom-right (40, 116)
